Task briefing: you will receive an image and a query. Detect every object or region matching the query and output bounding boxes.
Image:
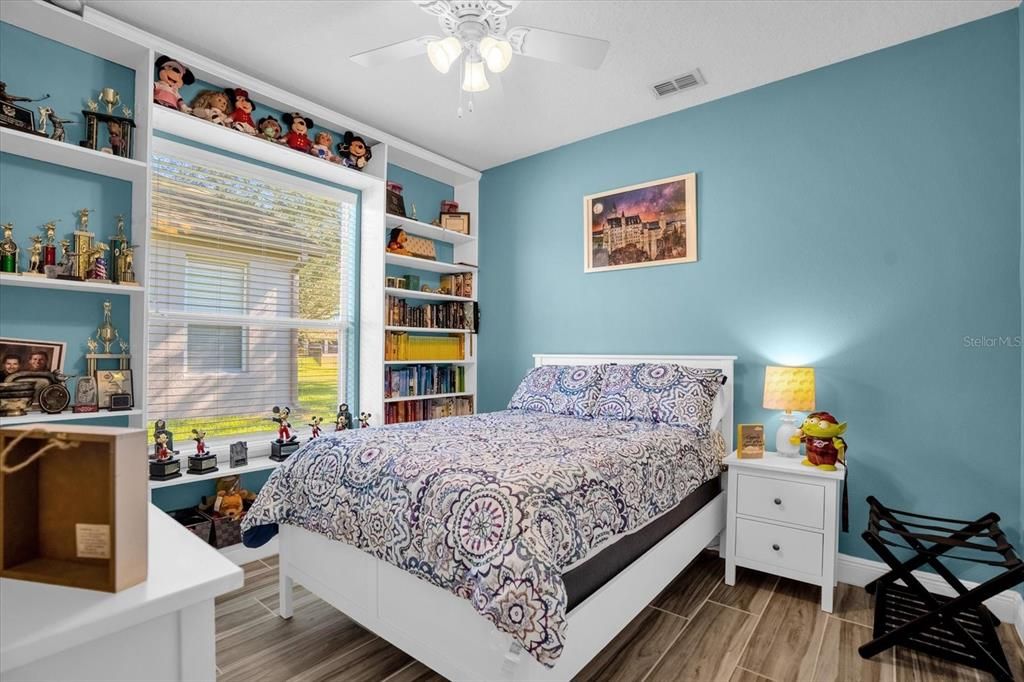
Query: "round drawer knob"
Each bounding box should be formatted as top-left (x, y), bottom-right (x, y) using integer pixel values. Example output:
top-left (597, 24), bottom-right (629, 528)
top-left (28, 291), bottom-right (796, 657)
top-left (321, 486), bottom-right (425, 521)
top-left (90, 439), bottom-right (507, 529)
top-left (772, 544), bottom-right (781, 551)
top-left (773, 498), bottom-right (782, 505)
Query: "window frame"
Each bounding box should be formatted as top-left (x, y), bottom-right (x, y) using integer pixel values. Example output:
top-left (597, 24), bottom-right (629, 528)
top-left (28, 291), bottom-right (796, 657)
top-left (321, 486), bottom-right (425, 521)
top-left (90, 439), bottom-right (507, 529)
top-left (183, 254), bottom-right (250, 376)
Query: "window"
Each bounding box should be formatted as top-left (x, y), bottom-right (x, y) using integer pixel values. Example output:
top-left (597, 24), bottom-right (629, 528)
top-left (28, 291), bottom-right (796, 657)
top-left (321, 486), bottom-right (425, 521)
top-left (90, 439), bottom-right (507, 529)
top-left (149, 140), bottom-right (358, 445)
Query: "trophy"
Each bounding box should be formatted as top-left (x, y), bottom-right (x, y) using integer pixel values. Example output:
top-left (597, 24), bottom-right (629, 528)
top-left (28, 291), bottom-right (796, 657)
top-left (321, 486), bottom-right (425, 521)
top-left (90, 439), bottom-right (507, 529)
top-left (187, 428), bottom-right (218, 475)
top-left (109, 215), bottom-right (140, 285)
top-left (24, 235), bottom-right (44, 276)
top-left (40, 221), bottom-right (58, 274)
top-left (68, 208), bottom-right (94, 281)
top-left (270, 405), bottom-right (300, 461)
top-left (0, 81), bottom-right (49, 135)
top-left (98, 88), bottom-right (120, 115)
top-left (149, 418), bottom-right (182, 481)
top-left (72, 375), bottom-right (98, 413)
top-left (82, 91), bottom-right (136, 159)
top-left (0, 223), bottom-right (18, 273)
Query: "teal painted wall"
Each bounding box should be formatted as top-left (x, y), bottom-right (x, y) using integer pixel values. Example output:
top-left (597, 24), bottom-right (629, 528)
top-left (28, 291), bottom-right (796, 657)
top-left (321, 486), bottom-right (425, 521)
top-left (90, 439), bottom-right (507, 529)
top-left (1, 21), bottom-right (135, 145)
top-left (479, 11), bottom-right (1021, 579)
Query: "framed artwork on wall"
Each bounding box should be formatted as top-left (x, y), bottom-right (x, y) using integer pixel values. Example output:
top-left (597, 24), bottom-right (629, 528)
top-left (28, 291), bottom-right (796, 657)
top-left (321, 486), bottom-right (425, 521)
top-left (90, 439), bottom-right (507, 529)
top-left (0, 337), bottom-right (66, 378)
top-left (583, 172), bottom-right (697, 273)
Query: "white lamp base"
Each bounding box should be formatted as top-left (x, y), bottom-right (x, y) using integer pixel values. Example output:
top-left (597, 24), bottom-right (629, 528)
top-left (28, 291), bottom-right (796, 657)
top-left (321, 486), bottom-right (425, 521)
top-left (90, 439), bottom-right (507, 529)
top-left (775, 412), bottom-right (802, 457)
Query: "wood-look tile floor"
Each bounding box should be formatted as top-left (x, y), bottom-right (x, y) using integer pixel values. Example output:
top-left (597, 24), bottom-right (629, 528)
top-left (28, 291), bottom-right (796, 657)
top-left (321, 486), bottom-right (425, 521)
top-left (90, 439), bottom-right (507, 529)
top-left (216, 553), bottom-right (1024, 681)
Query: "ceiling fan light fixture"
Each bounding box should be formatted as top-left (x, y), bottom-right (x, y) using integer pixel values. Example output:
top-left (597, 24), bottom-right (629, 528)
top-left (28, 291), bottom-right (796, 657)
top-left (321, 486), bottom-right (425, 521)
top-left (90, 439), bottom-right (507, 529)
top-left (461, 57), bottom-right (490, 92)
top-left (479, 36), bottom-right (512, 73)
top-left (427, 36), bottom-right (463, 73)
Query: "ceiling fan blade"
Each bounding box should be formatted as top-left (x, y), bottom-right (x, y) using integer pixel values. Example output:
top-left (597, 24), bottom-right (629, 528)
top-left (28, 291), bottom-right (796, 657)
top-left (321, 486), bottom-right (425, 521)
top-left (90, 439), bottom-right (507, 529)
top-left (350, 36), bottom-right (434, 68)
top-left (506, 26), bottom-right (609, 69)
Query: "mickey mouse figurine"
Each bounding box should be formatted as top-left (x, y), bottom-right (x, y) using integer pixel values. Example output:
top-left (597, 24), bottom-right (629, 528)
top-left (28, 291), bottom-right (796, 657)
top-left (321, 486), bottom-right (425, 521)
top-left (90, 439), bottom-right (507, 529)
top-left (272, 405), bottom-right (298, 443)
top-left (308, 416), bottom-right (323, 440)
top-left (358, 412), bottom-right (371, 428)
top-left (225, 87), bottom-right (256, 135)
top-left (336, 403), bottom-right (353, 431)
top-left (281, 112), bottom-right (314, 153)
top-left (338, 131), bottom-right (372, 171)
top-left (191, 428), bottom-right (208, 456)
top-left (153, 55), bottom-right (194, 112)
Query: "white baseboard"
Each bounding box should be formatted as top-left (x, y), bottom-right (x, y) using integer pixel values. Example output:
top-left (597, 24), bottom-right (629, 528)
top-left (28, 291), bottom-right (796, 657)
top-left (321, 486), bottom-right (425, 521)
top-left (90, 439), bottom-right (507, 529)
top-left (220, 535), bottom-right (279, 565)
top-left (836, 553), bottom-right (1023, 631)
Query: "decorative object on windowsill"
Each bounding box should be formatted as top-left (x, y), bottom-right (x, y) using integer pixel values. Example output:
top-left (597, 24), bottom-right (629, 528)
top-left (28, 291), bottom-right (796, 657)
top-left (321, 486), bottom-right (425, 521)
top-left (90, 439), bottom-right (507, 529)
top-left (359, 412), bottom-right (371, 428)
top-left (310, 131), bottom-right (339, 163)
top-left (81, 107), bottom-right (136, 159)
top-left (281, 112), bottom-right (313, 152)
top-left (338, 130), bottom-right (371, 171)
top-left (736, 423), bottom-right (765, 459)
top-left (190, 89), bottom-right (232, 126)
top-left (40, 221), bottom-right (58, 274)
top-left (153, 56), bottom-right (194, 112)
top-left (149, 420), bottom-right (181, 481)
top-left (308, 416), bottom-right (323, 440)
top-left (762, 365), bottom-right (815, 457)
top-left (187, 428), bottom-right (218, 475)
top-left (791, 411), bottom-right (847, 472)
top-left (1, 222), bottom-right (19, 273)
top-left (336, 403), bottom-right (353, 431)
top-left (440, 211), bottom-right (471, 236)
top-left (270, 405), bottom-right (300, 461)
top-left (225, 87), bottom-right (256, 135)
top-left (0, 80), bottom-right (48, 134)
top-left (95, 368), bottom-right (133, 410)
top-left (440, 199), bottom-right (459, 214)
top-left (0, 424), bottom-right (148, 592)
top-left (386, 182), bottom-right (406, 217)
top-left (37, 106), bottom-right (73, 142)
top-left (387, 227), bottom-right (411, 256)
top-left (257, 115), bottom-right (283, 143)
top-left (72, 375), bottom-right (98, 413)
top-left (228, 441), bottom-right (248, 468)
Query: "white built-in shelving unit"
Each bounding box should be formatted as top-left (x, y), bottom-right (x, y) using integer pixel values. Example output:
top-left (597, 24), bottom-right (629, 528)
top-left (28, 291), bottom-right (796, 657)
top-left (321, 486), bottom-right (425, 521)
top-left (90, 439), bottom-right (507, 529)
top-left (0, 2), bottom-right (481, 510)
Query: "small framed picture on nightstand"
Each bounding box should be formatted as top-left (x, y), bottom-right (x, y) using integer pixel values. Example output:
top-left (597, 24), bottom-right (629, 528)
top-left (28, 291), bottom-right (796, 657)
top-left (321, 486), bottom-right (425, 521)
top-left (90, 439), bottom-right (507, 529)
top-left (737, 424), bottom-right (765, 458)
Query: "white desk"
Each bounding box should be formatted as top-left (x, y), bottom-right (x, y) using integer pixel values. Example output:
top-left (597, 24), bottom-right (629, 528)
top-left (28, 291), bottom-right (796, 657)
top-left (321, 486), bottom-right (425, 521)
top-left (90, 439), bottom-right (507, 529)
top-left (1, 504), bottom-right (243, 681)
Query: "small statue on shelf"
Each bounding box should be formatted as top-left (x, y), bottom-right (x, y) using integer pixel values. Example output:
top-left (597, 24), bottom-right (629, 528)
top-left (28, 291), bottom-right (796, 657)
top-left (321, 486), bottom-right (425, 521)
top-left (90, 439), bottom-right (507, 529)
top-left (154, 431), bottom-right (173, 461)
top-left (192, 428), bottom-right (208, 456)
top-left (40, 221), bottom-right (58, 271)
top-left (1, 223), bottom-right (19, 273)
top-left (76, 207), bottom-right (91, 231)
top-left (58, 239), bottom-right (70, 268)
top-left (153, 56), bottom-right (195, 112)
top-left (86, 243), bottom-right (110, 281)
top-left (338, 131), bottom-right (371, 171)
top-left (225, 87), bottom-right (257, 135)
top-left (26, 235), bottom-right (43, 275)
top-left (336, 402), bottom-right (353, 431)
top-left (280, 112), bottom-right (313, 152)
top-left (0, 81), bottom-right (48, 106)
top-left (106, 119), bottom-right (126, 156)
top-left (359, 412), bottom-right (371, 428)
top-left (308, 416), bottom-right (323, 440)
top-left (187, 426), bottom-right (218, 475)
top-left (38, 107), bottom-right (73, 142)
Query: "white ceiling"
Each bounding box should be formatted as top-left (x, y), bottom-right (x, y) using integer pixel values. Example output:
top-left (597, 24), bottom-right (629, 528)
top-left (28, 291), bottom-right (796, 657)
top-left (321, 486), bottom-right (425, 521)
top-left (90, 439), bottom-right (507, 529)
top-left (88, 0), bottom-right (1018, 171)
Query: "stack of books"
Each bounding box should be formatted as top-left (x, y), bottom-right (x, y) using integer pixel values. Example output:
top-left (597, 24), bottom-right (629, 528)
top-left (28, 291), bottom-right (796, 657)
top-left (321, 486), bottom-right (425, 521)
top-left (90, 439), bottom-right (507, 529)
top-left (385, 396), bottom-right (474, 424)
top-left (385, 365), bottom-right (466, 398)
top-left (387, 296), bottom-right (478, 331)
top-left (385, 332), bottom-right (466, 361)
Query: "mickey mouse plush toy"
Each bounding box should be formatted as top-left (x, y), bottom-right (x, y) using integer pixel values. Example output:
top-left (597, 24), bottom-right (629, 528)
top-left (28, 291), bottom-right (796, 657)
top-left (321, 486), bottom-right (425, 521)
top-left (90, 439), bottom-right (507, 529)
top-left (281, 112), bottom-right (314, 153)
top-left (338, 131), bottom-right (372, 171)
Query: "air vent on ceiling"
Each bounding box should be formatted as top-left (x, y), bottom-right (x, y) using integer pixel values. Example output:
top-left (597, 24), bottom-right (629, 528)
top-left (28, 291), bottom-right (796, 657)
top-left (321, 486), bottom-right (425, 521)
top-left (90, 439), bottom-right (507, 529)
top-left (651, 69), bottom-right (705, 100)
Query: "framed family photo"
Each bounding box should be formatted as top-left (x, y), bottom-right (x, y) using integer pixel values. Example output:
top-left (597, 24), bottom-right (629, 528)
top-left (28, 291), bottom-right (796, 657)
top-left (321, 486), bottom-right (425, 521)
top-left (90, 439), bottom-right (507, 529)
top-left (0, 337), bottom-right (66, 379)
top-left (583, 172), bottom-right (697, 273)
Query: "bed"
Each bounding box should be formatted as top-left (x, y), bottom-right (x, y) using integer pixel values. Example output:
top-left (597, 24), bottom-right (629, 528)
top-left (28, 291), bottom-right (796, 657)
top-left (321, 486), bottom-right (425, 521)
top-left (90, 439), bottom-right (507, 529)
top-left (242, 353), bottom-right (735, 681)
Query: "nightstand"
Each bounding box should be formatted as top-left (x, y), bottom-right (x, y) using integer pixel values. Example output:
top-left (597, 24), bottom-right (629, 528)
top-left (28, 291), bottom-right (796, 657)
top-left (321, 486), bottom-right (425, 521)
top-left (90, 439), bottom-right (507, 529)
top-left (723, 451), bottom-right (846, 612)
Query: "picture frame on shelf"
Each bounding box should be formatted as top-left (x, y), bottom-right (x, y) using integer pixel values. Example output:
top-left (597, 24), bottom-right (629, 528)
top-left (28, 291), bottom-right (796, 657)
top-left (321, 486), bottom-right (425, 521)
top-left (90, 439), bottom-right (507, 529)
top-left (386, 190), bottom-right (406, 218)
top-left (440, 212), bottom-right (471, 236)
top-left (0, 337), bottom-right (66, 379)
top-left (737, 423), bottom-right (765, 459)
top-left (95, 368), bottom-right (133, 409)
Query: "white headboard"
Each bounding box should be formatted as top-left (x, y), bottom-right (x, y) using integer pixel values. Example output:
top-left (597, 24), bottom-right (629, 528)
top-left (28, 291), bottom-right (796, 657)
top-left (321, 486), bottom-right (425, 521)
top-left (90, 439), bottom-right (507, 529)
top-left (533, 354), bottom-right (738, 451)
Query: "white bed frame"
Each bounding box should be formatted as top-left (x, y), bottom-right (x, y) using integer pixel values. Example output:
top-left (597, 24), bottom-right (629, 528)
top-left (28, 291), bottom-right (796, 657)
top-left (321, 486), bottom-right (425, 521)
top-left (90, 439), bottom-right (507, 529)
top-left (276, 354), bottom-right (736, 681)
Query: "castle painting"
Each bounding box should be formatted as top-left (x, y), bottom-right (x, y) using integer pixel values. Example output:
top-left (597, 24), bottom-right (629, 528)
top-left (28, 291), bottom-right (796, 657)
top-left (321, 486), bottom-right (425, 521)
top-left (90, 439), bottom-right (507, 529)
top-left (583, 172), bottom-right (697, 272)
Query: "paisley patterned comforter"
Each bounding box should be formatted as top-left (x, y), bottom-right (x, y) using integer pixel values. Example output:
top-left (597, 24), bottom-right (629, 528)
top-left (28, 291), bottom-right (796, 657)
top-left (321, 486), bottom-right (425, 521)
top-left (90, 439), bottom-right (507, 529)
top-left (242, 410), bottom-right (724, 668)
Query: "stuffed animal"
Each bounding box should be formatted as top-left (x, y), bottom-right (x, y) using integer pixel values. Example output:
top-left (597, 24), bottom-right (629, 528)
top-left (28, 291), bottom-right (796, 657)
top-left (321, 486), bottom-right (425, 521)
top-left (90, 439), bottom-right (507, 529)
top-left (790, 411), bottom-right (848, 471)
top-left (257, 115), bottom-right (284, 143)
top-left (207, 476), bottom-right (256, 519)
top-left (225, 87), bottom-right (256, 135)
top-left (310, 131), bottom-right (338, 162)
top-left (190, 89), bottom-right (233, 125)
top-left (359, 412), bottom-right (371, 428)
top-left (386, 227), bottom-right (411, 255)
top-left (153, 55), bottom-right (194, 112)
top-left (338, 131), bottom-right (371, 170)
top-left (216, 489), bottom-right (244, 518)
top-left (281, 112), bottom-right (313, 152)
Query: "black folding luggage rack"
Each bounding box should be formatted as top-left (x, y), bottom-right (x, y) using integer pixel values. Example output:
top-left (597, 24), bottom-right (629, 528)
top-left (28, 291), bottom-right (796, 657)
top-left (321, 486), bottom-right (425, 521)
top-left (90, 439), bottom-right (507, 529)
top-left (858, 496), bottom-right (1024, 681)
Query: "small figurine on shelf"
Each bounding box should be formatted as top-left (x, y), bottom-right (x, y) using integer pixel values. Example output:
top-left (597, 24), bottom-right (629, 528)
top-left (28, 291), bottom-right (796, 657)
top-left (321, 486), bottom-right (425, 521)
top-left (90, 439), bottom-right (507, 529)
top-left (36, 106), bottom-right (54, 136)
top-left (58, 239), bottom-right (71, 268)
top-left (270, 405), bottom-right (301, 461)
top-left (790, 411), bottom-right (848, 472)
top-left (36, 107), bottom-right (73, 142)
top-left (280, 112), bottom-right (313, 152)
top-left (40, 221), bottom-right (58, 271)
top-left (338, 131), bottom-right (372, 171)
top-left (359, 412), bottom-right (371, 428)
top-left (192, 428), bottom-right (208, 456)
top-left (308, 416), bottom-right (323, 440)
top-left (148, 419), bottom-right (182, 481)
top-left (310, 131), bottom-right (338, 162)
top-left (187, 427), bottom-right (218, 475)
top-left (336, 402), bottom-right (353, 431)
top-left (190, 89), bottom-right (233, 126)
top-left (26, 235), bottom-right (43, 275)
top-left (225, 88), bottom-right (257, 135)
top-left (0, 82), bottom-right (48, 134)
top-left (1, 223), bottom-right (19, 273)
top-left (257, 115), bottom-right (283, 143)
top-left (386, 227), bottom-right (411, 256)
top-left (153, 56), bottom-right (195, 111)
top-left (120, 244), bottom-right (139, 285)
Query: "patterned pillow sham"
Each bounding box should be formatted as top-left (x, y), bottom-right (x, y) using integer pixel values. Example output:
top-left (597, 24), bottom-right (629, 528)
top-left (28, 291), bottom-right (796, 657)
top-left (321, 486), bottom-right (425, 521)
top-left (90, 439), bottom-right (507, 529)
top-left (594, 363), bottom-right (724, 435)
top-left (507, 364), bottom-right (607, 417)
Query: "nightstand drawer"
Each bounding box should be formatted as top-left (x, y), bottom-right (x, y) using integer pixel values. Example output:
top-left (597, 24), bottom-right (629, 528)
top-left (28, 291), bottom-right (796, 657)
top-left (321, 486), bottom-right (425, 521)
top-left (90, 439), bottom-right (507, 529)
top-left (735, 517), bottom-right (823, 577)
top-left (736, 472), bottom-right (825, 529)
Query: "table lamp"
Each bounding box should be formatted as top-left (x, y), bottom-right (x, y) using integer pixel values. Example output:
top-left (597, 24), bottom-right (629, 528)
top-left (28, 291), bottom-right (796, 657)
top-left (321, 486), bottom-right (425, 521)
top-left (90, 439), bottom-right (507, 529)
top-left (763, 366), bottom-right (815, 457)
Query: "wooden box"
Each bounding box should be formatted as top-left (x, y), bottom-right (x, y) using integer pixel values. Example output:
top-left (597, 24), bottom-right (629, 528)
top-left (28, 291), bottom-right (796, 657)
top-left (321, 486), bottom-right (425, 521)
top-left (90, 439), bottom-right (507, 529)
top-left (0, 424), bottom-right (148, 592)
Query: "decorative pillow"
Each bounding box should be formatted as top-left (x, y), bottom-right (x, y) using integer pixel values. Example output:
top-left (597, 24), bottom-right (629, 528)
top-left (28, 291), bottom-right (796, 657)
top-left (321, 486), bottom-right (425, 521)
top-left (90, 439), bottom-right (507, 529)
top-left (507, 364), bottom-right (607, 418)
top-left (594, 363), bottom-right (724, 435)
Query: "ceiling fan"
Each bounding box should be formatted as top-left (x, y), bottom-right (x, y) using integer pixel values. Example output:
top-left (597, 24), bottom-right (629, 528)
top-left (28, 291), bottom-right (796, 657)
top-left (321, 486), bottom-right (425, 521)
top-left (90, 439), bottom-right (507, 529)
top-left (351, 0), bottom-right (610, 107)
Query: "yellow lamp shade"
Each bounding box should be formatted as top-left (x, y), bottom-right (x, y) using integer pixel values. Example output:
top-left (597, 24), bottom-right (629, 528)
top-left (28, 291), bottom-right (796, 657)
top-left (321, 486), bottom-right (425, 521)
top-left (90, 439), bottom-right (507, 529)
top-left (763, 366), bottom-right (815, 412)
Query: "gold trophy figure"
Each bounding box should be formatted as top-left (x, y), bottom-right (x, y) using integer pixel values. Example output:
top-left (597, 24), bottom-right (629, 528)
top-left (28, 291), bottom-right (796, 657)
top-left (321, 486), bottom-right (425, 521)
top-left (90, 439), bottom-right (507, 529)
top-left (26, 235), bottom-right (43, 276)
top-left (73, 209), bottom-right (95, 281)
top-left (98, 87), bottom-right (120, 115)
top-left (0, 223), bottom-right (18, 273)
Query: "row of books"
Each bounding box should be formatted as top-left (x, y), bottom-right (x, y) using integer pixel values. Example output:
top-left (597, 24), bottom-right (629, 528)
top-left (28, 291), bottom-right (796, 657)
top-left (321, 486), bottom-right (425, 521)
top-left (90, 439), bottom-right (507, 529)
top-left (385, 365), bottom-right (466, 398)
top-left (385, 332), bottom-right (466, 361)
top-left (385, 396), bottom-right (474, 424)
top-left (386, 296), bottom-right (478, 331)
top-left (440, 272), bottom-right (474, 298)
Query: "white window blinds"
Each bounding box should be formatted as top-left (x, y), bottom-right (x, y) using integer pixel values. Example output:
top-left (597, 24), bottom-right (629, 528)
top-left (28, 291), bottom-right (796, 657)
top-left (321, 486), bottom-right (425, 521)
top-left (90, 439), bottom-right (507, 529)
top-left (149, 140), bottom-right (358, 444)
